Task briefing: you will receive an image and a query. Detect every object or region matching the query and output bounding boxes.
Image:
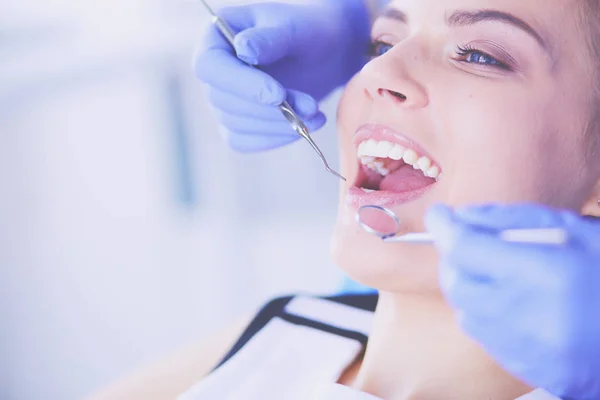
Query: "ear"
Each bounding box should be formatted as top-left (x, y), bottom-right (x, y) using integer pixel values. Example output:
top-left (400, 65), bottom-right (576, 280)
top-left (581, 179), bottom-right (600, 217)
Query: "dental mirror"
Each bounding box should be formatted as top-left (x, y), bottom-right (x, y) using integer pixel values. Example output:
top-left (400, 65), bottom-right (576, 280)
top-left (355, 205), bottom-right (401, 239)
top-left (356, 205), bottom-right (569, 245)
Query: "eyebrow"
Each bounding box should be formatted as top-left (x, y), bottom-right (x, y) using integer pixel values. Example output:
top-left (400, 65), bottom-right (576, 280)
top-left (380, 8), bottom-right (407, 23)
top-left (447, 10), bottom-right (547, 51)
top-left (379, 7), bottom-right (548, 52)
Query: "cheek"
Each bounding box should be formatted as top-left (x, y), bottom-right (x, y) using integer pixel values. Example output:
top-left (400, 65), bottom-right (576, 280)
top-left (336, 76), bottom-right (368, 197)
top-left (432, 81), bottom-right (585, 207)
top-left (336, 77), bottom-right (365, 158)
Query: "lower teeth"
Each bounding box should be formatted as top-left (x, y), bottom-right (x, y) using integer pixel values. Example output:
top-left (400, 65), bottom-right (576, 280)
top-left (361, 188), bottom-right (376, 193)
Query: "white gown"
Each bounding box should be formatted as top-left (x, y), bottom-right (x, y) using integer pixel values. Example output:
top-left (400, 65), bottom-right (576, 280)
top-left (178, 295), bottom-right (560, 400)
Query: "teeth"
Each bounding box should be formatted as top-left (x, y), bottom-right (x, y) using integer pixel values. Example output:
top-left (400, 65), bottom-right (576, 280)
top-left (360, 156), bottom-right (375, 163)
top-left (425, 166), bottom-right (440, 179)
top-left (361, 188), bottom-right (376, 193)
top-left (374, 141), bottom-right (394, 157)
top-left (371, 160), bottom-right (389, 176)
top-left (357, 139), bottom-right (441, 180)
top-left (416, 156), bottom-right (431, 171)
top-left (365, 139), bottom-right (378, 155)
top-left (357, 143), bottom-right (368, 157)
top-left (402, 149), bottom-right (419, 165)
top-left (389, 145), bottom-right (405, 160)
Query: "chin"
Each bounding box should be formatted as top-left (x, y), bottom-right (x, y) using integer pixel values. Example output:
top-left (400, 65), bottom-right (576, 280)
top-left (330, 201), bottom-right (441, 294)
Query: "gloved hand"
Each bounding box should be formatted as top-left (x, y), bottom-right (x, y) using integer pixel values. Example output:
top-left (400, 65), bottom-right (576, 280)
top-left (425, 203), bottom-right (600, 400)
top-left (193, 0), bottom-right (371, 152)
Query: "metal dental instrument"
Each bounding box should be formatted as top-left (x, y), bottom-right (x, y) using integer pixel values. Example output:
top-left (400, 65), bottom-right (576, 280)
top-left (197, 0), bottom-right (346, 181)
top-left (356, 205), bottom-right (569, 245)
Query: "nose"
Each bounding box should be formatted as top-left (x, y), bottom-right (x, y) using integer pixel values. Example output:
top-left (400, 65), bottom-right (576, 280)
top-left (361, 42), bottom-right (429, 109)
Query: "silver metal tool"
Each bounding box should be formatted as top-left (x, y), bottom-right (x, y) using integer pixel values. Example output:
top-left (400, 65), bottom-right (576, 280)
top-left (356, 205), bottom-right (569, 245)
top-left (198, 0), bottom-right (346, 181)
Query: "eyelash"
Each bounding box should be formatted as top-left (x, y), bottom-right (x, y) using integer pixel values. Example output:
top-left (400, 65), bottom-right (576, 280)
top-left (367, 40), bottom-right (512, 71)
top-left (367, 40), bottom-right (393, 58)
top-left (454, 45), bottom-right (512, 71)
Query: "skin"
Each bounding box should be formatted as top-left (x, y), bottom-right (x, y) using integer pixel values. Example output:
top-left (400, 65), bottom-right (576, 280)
top-left (332, 0), bottom-right (600, 398)
top-left (90, 0), bottom-right (600, 398)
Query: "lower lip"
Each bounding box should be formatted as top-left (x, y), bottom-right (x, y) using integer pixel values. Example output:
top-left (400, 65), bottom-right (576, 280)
top-left (346, 186), bottom-right (432, 208)
top-left (346, 160), bottom-right (436, 208)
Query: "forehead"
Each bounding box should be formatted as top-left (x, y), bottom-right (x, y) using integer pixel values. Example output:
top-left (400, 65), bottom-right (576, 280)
top-left (388, 0), bottom-right (573, 13)
top-left (385, 0), bottom-right (584, 58)
top-left (386, 0), bottom-right (577, 31)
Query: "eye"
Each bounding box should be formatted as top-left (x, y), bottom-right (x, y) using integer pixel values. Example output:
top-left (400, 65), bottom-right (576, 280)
top-left (367, 40), bottom-right (394, 58)
top-left (455, 46), bottom-right (511, 70)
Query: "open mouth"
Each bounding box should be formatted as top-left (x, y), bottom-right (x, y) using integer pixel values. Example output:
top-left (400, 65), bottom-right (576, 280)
top-left (348, 124), bottom-right (442, 208)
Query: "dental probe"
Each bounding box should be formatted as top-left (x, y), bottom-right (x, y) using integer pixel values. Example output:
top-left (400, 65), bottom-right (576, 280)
top-left (357, 205), bottom-right (569, 246)
top-left (197, 0), bottom-right (346, 182)
top-left (382, 229), bottom-right (568, 245)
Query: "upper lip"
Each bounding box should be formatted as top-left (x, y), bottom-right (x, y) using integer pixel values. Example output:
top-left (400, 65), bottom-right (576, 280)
top-left (353, 123), bottom-right (440, 167)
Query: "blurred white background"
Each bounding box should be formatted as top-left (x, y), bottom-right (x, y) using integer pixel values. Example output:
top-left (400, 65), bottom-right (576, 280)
top-left (0, 0), bottom-right (352, 398)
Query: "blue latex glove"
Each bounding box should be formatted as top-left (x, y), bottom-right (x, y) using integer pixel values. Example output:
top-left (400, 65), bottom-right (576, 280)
top-left (425, 203), bottom-right (600, 400)
top-left (193, 0), bottom-right (371, 152)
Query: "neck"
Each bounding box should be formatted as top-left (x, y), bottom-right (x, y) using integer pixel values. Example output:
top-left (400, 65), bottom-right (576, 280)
top-left (353, 291), bottom-right (532, 400)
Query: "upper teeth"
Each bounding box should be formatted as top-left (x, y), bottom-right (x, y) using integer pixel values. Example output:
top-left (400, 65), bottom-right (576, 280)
top-left (357, 139), bottom-right (442, 180)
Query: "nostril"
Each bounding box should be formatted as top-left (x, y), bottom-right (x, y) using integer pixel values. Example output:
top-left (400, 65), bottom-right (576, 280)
top-left (389, 90), bottom-right (407, 101)
top-left (378, 89), bottom-right (407, 102)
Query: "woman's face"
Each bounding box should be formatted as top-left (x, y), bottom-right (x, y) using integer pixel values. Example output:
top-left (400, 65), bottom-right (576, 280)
top-left (332, 0), bottom-right (600, 292)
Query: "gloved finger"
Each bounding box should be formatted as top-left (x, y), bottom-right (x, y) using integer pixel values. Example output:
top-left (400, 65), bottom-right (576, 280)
top-left (562, 212), bottom-right (600, 249)
top-left (234, 26), bottom-right (295, 65)
top-left (439, 258), bottom-right (512, 320)
top-left (199, 5), bottom-right (283, 56)
top-left (426, 204), bottom-right (566, 282)
top-left (197, 5), bottom-right (292, 66)
top-left (438, 202), bottom-right (599, 253)
top-left (208, 89), bottom-right (320, 120)
top-left (215, 5), bottom-right (256, 31)
top-left (456, 309), bottom-right (500, 349)
top-left (194, 28), bottom-right (286, 105)
top-left (452, 225), bottom-right (567, 283)
top-left (453, 203), bottom-right (565, 231)
top-left (221, 130), bottom-right (299, 153)
top-left (218, 4), bottom-right (311, 65)
top-left (459, 304), bottom-right (556, 392)
top-left (455, 311), bottom-right (535, 379)
top-left (217, 110), bottom-right (327, 137)
top-left (424, 204), bottom-right (458, 252)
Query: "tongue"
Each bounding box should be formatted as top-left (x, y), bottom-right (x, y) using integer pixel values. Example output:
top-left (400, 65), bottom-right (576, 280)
top-left (380, 164), bottom-right (435, 192)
